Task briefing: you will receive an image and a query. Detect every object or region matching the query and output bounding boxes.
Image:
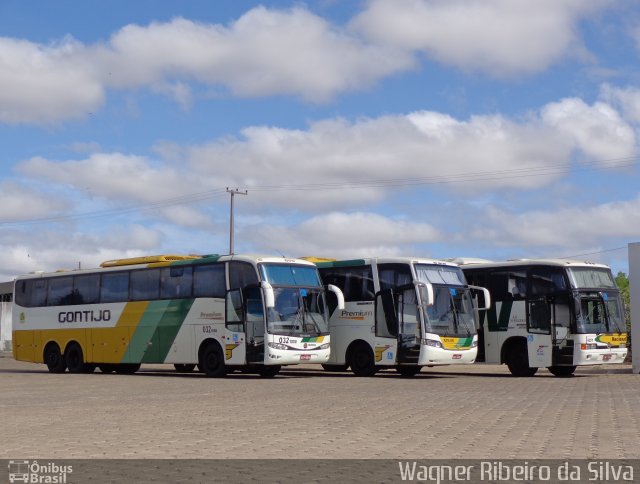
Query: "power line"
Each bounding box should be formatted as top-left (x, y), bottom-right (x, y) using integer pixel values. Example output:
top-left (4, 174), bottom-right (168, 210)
top-left (560, 246), bottom-right (629, 259)
top-left (1, 155), bottom-right (637, 227)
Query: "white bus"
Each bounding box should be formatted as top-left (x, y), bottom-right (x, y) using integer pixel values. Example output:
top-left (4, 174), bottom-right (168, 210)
top-left (313, 257), bottom-right (490, 376)
top-left (459, 259), bottom-right (628, 377)
top-left (12, 254), bottom-right (343, 377)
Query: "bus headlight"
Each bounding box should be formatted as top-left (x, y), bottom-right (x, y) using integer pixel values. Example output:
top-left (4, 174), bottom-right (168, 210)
top-left (319, 343), bottom-right (330, 350)
top-left (472, 340), bottom-right (478, 348)
top-left (424, 339), bottom-right (443, 348)
top-left (268, 342), bottom-right (288, 350)
top-left (581, 343), bottom-right (597, 350)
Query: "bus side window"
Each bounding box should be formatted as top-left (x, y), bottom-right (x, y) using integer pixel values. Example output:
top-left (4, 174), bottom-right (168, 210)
top-left (47, 276), bottom-right (75, 306)
top-left (229, 261), bottom-right (259, 289)
top-left (16, 279), bottom-right (47, 307)
top-left (74, 274), bottom-right (100, 304)
top-left (529, 267), bottom-right (567, 296)
top-left (378, 263), bottom-right (412, 292)
top-left (101, 272), bottom-right (130, 303)
top-left (193, 263), bottom-right (225, 298)
top-left (130, 269), bottom-right (160, 301)
top-left (161, 266), bottom-right (193, 299)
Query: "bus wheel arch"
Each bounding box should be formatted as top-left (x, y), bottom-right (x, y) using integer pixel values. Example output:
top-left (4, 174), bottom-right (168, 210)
top-left (198, 339), bottom-right (227, 378)
top-left (502, 337), bottom-right (537, 377)
top-left (43, 341), bottom-right (66, 373)
top-left (346, 340), bottom-right (376, 377)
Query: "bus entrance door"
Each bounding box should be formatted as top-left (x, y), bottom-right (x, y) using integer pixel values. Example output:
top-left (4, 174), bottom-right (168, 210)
top-left (374, 290), bottom-right (399, 366)
top-left (526, 297), bottom-right (553, 368)
top-left (243, 286), bottom-right (265, 364)
top-left (395, 286), bottom-right (421, 364)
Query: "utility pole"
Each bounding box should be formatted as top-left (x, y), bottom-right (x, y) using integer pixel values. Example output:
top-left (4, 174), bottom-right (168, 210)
top-left (226, 187), bottom-right (247, 255)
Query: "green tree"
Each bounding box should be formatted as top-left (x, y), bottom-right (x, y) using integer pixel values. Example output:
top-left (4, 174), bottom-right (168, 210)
top-left (615, 272), bottom-right (631, 359)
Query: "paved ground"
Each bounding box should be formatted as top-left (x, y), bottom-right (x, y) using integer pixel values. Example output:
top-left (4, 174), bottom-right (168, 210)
top-left (0, 353), bottom-right (639, 460)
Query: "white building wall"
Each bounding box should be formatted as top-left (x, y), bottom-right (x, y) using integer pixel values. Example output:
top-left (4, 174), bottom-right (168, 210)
top-left (0, 300), bottom-right (11, 351)
top-left (630, 243), bottom-right (640, 374)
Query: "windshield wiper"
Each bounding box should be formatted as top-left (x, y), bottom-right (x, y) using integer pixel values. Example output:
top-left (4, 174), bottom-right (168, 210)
top-left (448, 291), bottom-right (472, 337)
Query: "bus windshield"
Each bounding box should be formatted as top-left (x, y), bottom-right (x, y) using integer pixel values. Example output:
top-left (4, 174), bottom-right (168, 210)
top-left (414, 264), bottom-right (466, 285)
top-left (260, 263), bottom-right (322, 287)
top-left (424, 286), bottom-right (477, 337)
top-left (267, 287), bottom-right (329, 336)
top-left (575, 291), bottom-right (624, 334)
top-left (568, 268), bottom-right (616, 289)
top-left (414, 264), bottom-right (476, 337)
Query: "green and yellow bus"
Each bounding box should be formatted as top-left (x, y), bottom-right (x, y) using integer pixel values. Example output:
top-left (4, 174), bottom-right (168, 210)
top-left (12, 254), bottom-right (343, 377)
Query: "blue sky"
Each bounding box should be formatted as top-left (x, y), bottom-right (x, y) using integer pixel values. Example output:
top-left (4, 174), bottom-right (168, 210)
top-left (1, 0), bottom-right (640, 280)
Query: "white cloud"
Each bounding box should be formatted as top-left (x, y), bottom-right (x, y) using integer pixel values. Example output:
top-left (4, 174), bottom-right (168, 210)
top-left (0, 37), bottom-right (104, 124)
top-left (16, 94), bottom-right (636, 217)
top-left (0, 7), bottom-right (415, 124)
top-left (18, 153), bottom-right (204, 203)
top-left (188, 99), bottom-right (635, 207)
top-left (472, 196), bottom-right (640, 249)
top-left (600, 84), bottom-right (640, 124)
top-left (242, 212), bottom-right (441, 258)
top-left (0, 182), bottom-right (70, 222)
top-left (541, 97), bottom-right (636, 161)
top-left (352, 0), bottom-right (606, 77)
top-left (101, 9), bottom-right (414, 102)
top-left (0, 224), bottom-right (161, 280)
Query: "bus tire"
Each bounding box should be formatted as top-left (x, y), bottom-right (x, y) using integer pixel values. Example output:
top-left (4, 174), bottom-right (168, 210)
top-left (349, 343), bottom-right (376, 377)
top-left (114, 363), bottom-right (141, 375)
top-left (199, 342), bottom-right (226, 378)
top-left (321, 364), bottom-right (349, 372)
top-left (396, 365), bottom-right (422, 377)
top-left (548, 365), bottom-right (576, 377)
top-left (258, 365), bottom-right (281, 378)
top-left (505, 342), bottom-right (537, 377)
top-left (65, 343), bottom-right (86, 373)
top-left (174, 364), bottom-right (196, 373)
top-left (44, 343), bottom-right (66, 374)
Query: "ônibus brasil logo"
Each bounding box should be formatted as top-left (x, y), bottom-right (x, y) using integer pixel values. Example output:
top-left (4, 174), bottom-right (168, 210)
top-left (8, 460), bottom-right (73, 483)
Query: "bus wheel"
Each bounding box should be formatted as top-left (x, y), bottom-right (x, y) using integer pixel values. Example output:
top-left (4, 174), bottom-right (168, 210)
top-left (321, 364), bottom-right (349, 372)
top-left (99, 365), bottom-right (116, 374)
top-left (396, 366), bottom-right (422, 377)
top-left (349, 344), bottom-right (376, 377)
top-left (65, 343), bottom-right (86, 373)
top-left (44, 343), bottom-right (66, 373)
top-left (114, 364), bottom-right (141, 375)
top-left (174, 364), bottom-right (196, 373)
top-left (548, 365), bottom-right (576, 377)
top-left (506, 343), bottom-right (537, 377)
top-left (258, 365), bottom-right (281, 378)
top-left (199, 343), bottom-right (227, 378)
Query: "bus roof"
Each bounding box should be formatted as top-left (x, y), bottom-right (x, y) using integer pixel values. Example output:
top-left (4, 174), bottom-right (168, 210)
top-left (456, 258), bottom-right (611, 270)
top-left (313, 257), bottom-right (460, 269)
top-left (15, 254), bottom-right (317, 280)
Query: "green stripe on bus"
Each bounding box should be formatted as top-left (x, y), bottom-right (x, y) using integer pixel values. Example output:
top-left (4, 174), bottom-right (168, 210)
top-left (122, 299), bottom-right (194, 363)
top-left (316, 259), bottom-right (366, 268)
top-left (152, 299), bottom-right (195, 363)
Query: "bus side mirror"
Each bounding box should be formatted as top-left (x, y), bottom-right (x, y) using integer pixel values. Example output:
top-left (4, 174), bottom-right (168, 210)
top-left (415, 281), bottom-right (434, 306)
top-left (261, 281), bottom-right (275, 308)
top-left (469, 285), bottom-right (491, 311)
top-left (328, 284), bottom-right (345, 310)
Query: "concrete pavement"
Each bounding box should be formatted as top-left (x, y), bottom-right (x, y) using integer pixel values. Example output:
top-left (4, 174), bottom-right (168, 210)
top-left (0, 355), bottom-right (638, 460)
